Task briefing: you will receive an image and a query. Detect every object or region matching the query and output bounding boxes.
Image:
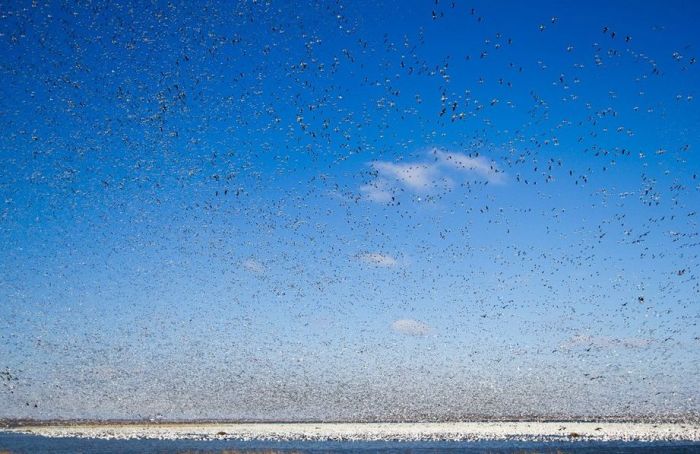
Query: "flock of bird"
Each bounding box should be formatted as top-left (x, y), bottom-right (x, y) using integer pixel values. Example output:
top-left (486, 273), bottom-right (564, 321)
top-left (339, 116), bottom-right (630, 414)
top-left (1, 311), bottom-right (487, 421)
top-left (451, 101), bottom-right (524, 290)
top-left (0, 0), bottom-right (698, 422)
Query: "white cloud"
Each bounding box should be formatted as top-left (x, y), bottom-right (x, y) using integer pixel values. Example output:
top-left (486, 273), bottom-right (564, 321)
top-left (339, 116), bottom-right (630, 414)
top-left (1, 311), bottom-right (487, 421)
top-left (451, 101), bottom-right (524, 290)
top-left (361, 148), bottom-right (505, 203)
top-left (391, 318), bottom-right (432, 336)
top-left (359, 180), bottom-right (393, 203)
top-left (242, 258), bottom-right (265, 274)
top-left (357, 252), bottom-right (398, 267)
top-left (432, 149), bottom-right (506, 184)
top-left (372, 161), bottom-right (437, 190)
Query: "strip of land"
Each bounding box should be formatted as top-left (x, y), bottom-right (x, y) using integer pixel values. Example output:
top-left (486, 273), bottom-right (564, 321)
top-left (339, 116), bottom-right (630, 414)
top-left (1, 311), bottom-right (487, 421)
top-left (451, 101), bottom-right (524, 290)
top-left (3, 422), bottom-right (699, 441)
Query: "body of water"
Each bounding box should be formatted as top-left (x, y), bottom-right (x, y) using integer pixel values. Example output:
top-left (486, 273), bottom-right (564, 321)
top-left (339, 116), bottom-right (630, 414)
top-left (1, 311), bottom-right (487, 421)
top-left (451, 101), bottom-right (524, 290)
top-left (1, 433), bottom-right (699, 454)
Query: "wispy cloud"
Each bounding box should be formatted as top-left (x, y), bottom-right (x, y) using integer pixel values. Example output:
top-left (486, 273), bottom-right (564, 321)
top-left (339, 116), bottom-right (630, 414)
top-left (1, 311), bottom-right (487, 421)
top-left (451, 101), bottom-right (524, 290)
top-left (371, 161), bottom-right (437, 190)
top-left (357, 252), bottom-right (398, 267)
top-left (432, 149), bottom-right (505, 184)
top-left (391, 318), bottom-right (432, 336)
top-left (361, 147), bottom-right (505, 203)
top-left (242, 258), bottom-right (266, 274)
top-left (359, 180), bottom-right (393, 203)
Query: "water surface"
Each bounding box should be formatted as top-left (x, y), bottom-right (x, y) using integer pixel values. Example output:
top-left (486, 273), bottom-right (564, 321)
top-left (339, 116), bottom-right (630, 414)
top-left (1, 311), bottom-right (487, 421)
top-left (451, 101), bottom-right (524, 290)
top-left (1, 433), bottom-right (700, 454)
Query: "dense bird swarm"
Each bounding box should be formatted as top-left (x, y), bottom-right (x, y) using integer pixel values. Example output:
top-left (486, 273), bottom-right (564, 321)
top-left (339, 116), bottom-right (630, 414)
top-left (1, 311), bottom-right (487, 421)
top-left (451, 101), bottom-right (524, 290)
top-left (0, 0), bottom-right (698, 422)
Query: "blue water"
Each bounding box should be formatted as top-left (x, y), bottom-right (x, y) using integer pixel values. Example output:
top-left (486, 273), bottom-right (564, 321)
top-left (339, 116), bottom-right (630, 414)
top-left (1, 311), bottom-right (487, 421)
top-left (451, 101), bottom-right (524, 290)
top-left (1, 433), bottom-right (699, 453)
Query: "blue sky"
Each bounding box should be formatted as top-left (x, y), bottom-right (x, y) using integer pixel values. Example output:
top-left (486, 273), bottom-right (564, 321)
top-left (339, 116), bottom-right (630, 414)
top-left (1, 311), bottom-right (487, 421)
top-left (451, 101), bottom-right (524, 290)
top-left (0, 0), bottom-right (699, 420)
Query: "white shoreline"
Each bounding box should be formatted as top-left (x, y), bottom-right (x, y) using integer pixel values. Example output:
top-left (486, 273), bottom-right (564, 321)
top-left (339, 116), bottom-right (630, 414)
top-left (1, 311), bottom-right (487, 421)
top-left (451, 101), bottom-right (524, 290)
top-left (5, 422), bottom-right (700, 442)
